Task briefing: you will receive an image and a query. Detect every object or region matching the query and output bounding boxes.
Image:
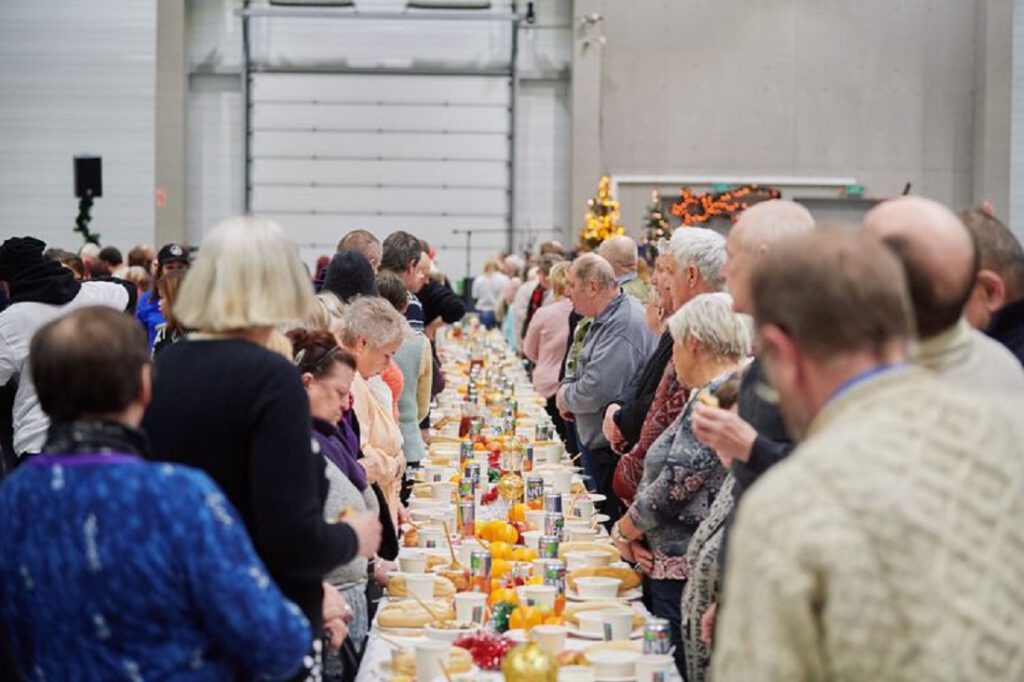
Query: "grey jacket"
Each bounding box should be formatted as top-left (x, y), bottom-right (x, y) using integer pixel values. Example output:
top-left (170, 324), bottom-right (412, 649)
top-left (561, 292), bottom-right (657, 449)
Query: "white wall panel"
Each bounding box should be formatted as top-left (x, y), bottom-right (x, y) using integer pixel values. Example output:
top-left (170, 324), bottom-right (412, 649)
top-left (253, 158), bottom-right (507, 186)
top-left (0, 1), bottom-right (155, 251)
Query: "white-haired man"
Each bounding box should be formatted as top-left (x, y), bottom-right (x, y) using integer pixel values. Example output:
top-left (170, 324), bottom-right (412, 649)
top-left (602, 228), bottom-right (726, 455)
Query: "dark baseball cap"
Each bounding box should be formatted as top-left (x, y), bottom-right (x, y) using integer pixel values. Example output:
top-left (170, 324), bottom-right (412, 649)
top-left (157, 243), bottom-right (189, 266)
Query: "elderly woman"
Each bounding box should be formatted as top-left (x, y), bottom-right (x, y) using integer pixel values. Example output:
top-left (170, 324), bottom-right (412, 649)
top-left (612, 292), bottom-right (752, 677)
top-left (337, 296), bottom-right (408, 530)
top-left (143, 217), bottom-right (382, 674)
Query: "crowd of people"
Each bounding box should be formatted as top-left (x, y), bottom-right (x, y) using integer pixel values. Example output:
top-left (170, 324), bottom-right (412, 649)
top-left (0, 194), bottom-right (1023, 681)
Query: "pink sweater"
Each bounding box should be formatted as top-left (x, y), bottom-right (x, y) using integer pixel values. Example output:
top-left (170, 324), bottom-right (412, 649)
top-left (522, 298), bottom-right (573, 399)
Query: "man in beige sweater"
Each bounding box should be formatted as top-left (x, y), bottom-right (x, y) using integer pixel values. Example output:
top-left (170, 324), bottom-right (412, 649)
top-left (711, 230), bottom-right (1024, 682)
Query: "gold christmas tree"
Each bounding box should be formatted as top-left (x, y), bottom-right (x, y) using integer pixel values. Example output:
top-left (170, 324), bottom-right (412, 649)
top-left (580, 175), bottom-right (624, 249)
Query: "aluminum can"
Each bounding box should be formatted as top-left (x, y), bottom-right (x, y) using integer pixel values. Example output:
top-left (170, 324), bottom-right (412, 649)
top-left (459, 465), bottom-right (474, 499)
top-left (538, 534), bottom-right (559, 559)
top-left (643, 617), bottom-right (672, 655)
top-left (526, 476), bottom-right (545, 506)
top-left (458, 500), bottom-right (475, 538)
top-left (541, 559), bottom-right (566, 595)
top-left (459, 439), bottom-right (474, 463)
top-left (543, 491), bottom-right (563, 513)
top-left (544, 512), bottom-right (565, 540)
top-left (523, 443), bottom-right (535, 473)
top-left (470, 550), bottom-right (492, 594)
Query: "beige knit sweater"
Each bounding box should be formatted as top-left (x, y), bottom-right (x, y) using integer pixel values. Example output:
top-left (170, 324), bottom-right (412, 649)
top-left (711, 367), bottom-right (1024, 682)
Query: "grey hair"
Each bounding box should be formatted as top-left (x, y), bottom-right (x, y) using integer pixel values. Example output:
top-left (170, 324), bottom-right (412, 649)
top-left (668, 227), bottom-right (727, 291)
top-left (338, 295), bottom-right (409, 349)
top-left (306, 291), bottom-right (346, 334)
top-left (667, 292), bottom-right (752, 360)
top-left (571, 253), bottom-right (618, 290)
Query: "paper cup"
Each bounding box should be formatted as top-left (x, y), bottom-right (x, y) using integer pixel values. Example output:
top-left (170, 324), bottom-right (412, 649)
top-left (414, 641), bottom-right (450, 681)
top-left (532, 624), bottom-right (567, 654)
top-left (523, 584), bottom-right (557, 610)
top-left (454, 592), bottom-right (487, 625)
top-left (603, 610), bottom-right (635, 641)
top-left (418, 527), bottom-right (445, 549)
top-left (521, 530), bottom-right (544, 550)
top-left (573, 498), bottom-right (596, 519)
top-left (526, 510), bottom-right (548, 531)
top-left (545, 469), bottom-right (572, 495)
top-left (406, 573), bottom-right (437, 601)
top-left (431, 482), bottom-right (455, 502)
top-left (636, 654), bottom-right (675, 682)
top-left (398, 550), bottom-right (427, 574)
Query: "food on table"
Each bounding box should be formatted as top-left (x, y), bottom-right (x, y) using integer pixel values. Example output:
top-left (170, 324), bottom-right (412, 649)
top-left (454, 631), bottom-right (516, 671)
top-left (377, 600), bottom-right (455, 629)
top-left (556, 650), bottom-right (588, 666)
top-left (567, 566), bottom-right (642, 594)
top-left (561, 601), bottom-right (646, 630)
top-left (425, 555), bottom-right (450, 571)
top-left (437, 568), bottom-right (471, 592)
top-left (475, 519), bottom-right (519, 544)
top-left (402, 527), bottom-right (419, 547)
top-left (509, 605), bottom-right (545, 631)
top-left (509, 502), bottom-right (529, 523)
top-left (488, 587), bottom-right (519, 607)
top-left (387, 574), bottom-right (457, 600)
top-left (557, 541), bottom-right (620, 561)
top-left (389, 646), bottom-right (472, 676)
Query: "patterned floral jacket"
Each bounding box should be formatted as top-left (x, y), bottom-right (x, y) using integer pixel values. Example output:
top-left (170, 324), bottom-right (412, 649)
top-left (627, 380), bottom-right (727, 580)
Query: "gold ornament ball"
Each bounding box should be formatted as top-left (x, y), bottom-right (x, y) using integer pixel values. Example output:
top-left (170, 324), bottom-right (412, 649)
top-left (497, 472), bottom-right (525, 502)
top-left (501, 642), bottom-right (558, 682)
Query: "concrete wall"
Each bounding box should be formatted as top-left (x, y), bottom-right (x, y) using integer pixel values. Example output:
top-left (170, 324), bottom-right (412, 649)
top-left (0, 1), bottom-right (156, 251)
top-left (572, 0), bottom-right (1013, 234)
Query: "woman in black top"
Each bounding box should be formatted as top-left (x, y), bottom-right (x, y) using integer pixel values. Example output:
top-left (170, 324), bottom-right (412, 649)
top-left (142, 216), bottom-right (382, 669)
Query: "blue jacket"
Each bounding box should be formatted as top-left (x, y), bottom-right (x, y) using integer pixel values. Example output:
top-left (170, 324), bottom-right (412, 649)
top-left (136, 290), bottom-right (166, 349)
top-left (0, 452), bottom-right (311, 680)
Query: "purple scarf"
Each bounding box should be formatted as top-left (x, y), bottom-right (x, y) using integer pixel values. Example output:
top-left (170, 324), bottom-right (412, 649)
top-left (312, 414), bottom-right (367, 492)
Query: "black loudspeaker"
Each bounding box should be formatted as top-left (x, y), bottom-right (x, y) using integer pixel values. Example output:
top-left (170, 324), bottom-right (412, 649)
top-left (74, 156), bottom-right (102, 198)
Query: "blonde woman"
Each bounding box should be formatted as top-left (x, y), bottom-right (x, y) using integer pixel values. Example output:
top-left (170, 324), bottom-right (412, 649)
top-left (337, 296), bottom-right (409, 529)
top-left (142, 216), bottom-right (382, 671)
top-left (522, 261), bottom-right (572, 436)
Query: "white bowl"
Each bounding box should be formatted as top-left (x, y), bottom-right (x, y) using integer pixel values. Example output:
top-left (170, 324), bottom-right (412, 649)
top-left (574, 576), bottom-right (622, 599)
top-left (424, 622), bottom-right (480, 643)
top-left (576, 608), bottom-right (632, 637)
top-left (567, 528), bottom-right (598, 543)
top-left (580, 550), bottom-right (613, 568)
top-left (585, 649), bottom-right (641, 678)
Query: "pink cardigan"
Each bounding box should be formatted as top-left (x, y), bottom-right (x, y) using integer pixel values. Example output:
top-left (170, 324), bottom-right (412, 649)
top-left (522, 298), bottom-right (573, 399)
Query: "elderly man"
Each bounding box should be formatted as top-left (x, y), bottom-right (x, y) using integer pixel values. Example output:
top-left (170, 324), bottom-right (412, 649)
top-left (0, 307), bottom-right (319, 679)
top-left (689, 200), bottom-right (814, 636)
top-left (381, 231), bottom-right (427, 332)
top-left (556, 254), bottom-right (657, 523)
top-left (598, 235), bottom-right (649, 301)
top-left (337, 229), bottom-right (382, 272)
top-left (603, 228), bottom-right (726, 455)
top-left (862, 196), bottom-right (1024, 388)
top-left (960, 207), bottom-right (1024, 365)
top-left (712, 229), bottom-right (1024, 682)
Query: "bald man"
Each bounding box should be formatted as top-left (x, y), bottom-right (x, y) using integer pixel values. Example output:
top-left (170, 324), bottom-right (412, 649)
top-left (862, 196), bottom-right (1024, 390)
top-left (689, 200), bottom-right (815, 638)
top-left (556, 254), bottom-right (657, 524)
top-left (598, 235), bottom-right (650, 302)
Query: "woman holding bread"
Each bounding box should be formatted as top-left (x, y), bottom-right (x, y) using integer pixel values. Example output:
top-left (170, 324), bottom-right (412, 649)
top-left (611, 293), bottom-right (752, 677)
top-left (288, 329), bottom-right (400, 682)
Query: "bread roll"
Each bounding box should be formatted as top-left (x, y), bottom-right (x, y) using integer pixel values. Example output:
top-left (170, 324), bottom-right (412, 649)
top-left (562, 601), bottom-right (645, 629)
top-left (387, 575), bottom-right (457, 599)
top-left (567, 566), bottom-right (641, 593)
top-left (377, 600), bottom-right (455, 629)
